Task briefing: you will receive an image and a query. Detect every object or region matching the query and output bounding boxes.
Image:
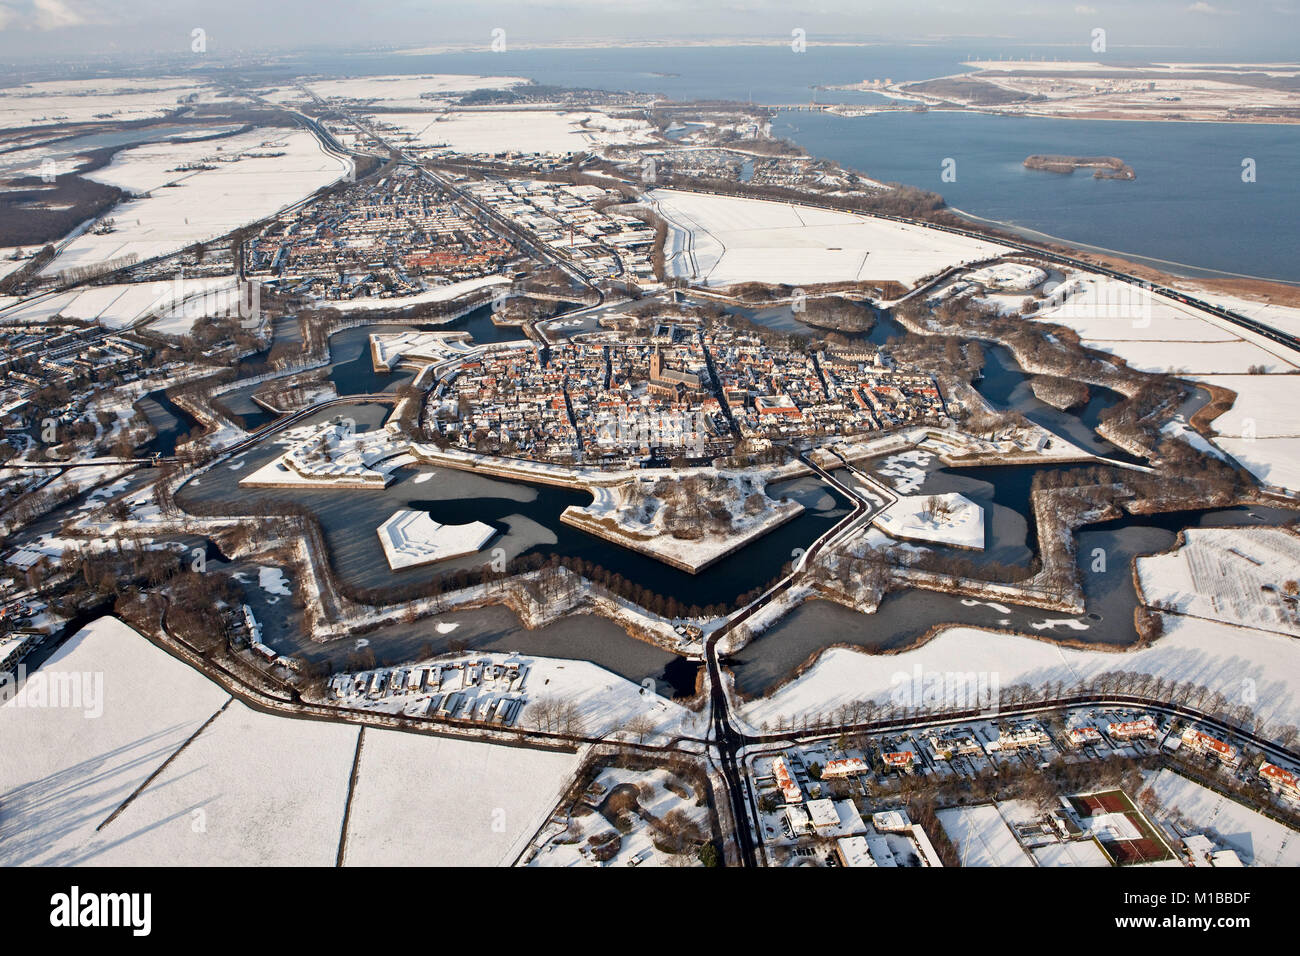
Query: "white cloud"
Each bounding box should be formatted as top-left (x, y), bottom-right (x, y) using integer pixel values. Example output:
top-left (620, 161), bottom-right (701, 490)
top-left (34, 0), bottom-right (86, 28)
top-left (0, 0), bottom-right (102, 31)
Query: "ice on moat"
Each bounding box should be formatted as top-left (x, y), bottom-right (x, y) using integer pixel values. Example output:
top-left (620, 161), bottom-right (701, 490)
top-left (875, 449), bottom-right (934, 493)
top-left (258, 566), bottom-right (292, 597)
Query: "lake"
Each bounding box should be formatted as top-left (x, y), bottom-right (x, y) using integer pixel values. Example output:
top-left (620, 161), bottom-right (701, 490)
top-left (774, 109), bottom-right (1300, 282)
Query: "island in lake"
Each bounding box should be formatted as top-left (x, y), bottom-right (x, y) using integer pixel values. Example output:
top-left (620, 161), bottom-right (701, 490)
top-left (1024, 154), bottom-right (1136, 180)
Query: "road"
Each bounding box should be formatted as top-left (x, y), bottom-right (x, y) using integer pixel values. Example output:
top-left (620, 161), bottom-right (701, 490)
top-left (699, 450), bottom-right (879, 866)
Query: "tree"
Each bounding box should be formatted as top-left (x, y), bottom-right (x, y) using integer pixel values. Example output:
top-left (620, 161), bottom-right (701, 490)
top-left (622, 713), bottom-right (656, 745)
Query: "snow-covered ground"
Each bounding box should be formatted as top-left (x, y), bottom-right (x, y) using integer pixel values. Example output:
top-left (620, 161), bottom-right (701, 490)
top-left (1032, 839), bottom-right (1112, 866)
top-left (737, 615), bottom-right (1300, 734)
top-left (369, 328), bottom-right (486, 370)
top-left (873, 492), bottom-right (984, 550)
top-left (296, 73), bottom-right (526, 109)
top-left (965, 262), bottom-right (1047, 292)
top-left (648, 188), bottom-right (1009, 289)
top-left (240, 421), bottom-right (407, 488)
top-left (342, 728), bottom-right (578, 867)
top-left (321, 275), bottom-right (510, 313)
top-left (0, 77), bottom-right (212, 129)
top-left (36, 128), bottom-right (348, 277)
top-left (1184, 287), bottom-right (1300, 341)
top-left (377, 509), bottom-right (496, 569)
top-left (1030, 273), bottom-right (1300, 490)
top-left (1198, 373), bottom-right (1300, 440)
top-left (378, 110), bottom-right (656, 156)
top-left (0, 276), bottom-right (242, 330)
top-left (0, 616), bottom-right (230, 865)
top-left (1137, 527), bottom-right (1300, 636)
top-left (1215, 437), bottom-right (1300, 493)
top-left (86, 699), bottom-right (359, 867)
top-left (524, 765), bottom-right (709, 867)
top-left (936, 804), bottom-right (1033, 866)
top-left (1033, 275), bottom-right (1241, 344)
top-left (1191, 374), bottom-right (1300, 491)
top-left (329, 651), bottom-right (702, 742)
top-left (0, 248), bottom-right (36, 280)
top-left (1143, 769), bottom-right (1300, 866)
top-left (0, 617), bottom-right (613, 866)
top-left (562, 472), bottom-right (803, 573)
top-left (1032, 276), bottom-right (1296, 373)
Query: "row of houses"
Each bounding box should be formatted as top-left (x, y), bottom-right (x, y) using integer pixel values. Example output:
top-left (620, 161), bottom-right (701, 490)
top-left (462, 178), bottom-right (656, 284)
top-left (246, 167), bottom-right (518, 299)
top-left (327, 657), bottom-right (533, 727)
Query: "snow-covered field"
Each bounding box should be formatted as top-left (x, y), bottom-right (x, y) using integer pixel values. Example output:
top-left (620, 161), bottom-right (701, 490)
top-left (296, 73), bottom-right (526, 109)
top-left (342, 728), bottom-right (578, 867)
top-left (516, 657), bottom-right (703, 738)
top-left (649, 188), bottom-right (1009, 289)
top-left (0, 77), bottom-right (211, 129)
top-left (737, 615), bottom-right (1300, 734)
top-left (1214, 437), bottom-right (1300, 493)
top-left (1197, 374), bottom-right (1300, 440)
top-left (38, 128), bottom-right (348, 276)
top-left (1032, 276), bottom-right (1221, 340)
top-left (1143, 769), bottom-right (1300, 866)
top-left (1192, 374), bottom-right (1300, 491)
top-left (0, 276), bottom-right (241, 330)
top-left (1128, 341), bottom-right (1294, 375)
top-left (1137, 527), bottom-right (1300, 636)
top-left (936, 804), bottom-right (1033, 866)
top-left (1032, 276), bottom-right (1291, 364)
top-left (0, 617), bottom-right (602, 866)
top-left (1186, 288), bottom-right (1300, 341)
top-left (87, 699), bottom-right (358, 867)
top-left (379, 110), bottom-right (656, 156)
top-left (0, 617), bottom-right (230, 865)
top-left (0, 249), bottom-right (33, 280)
top-left (1031, 839), bottom-right (1112, 866)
